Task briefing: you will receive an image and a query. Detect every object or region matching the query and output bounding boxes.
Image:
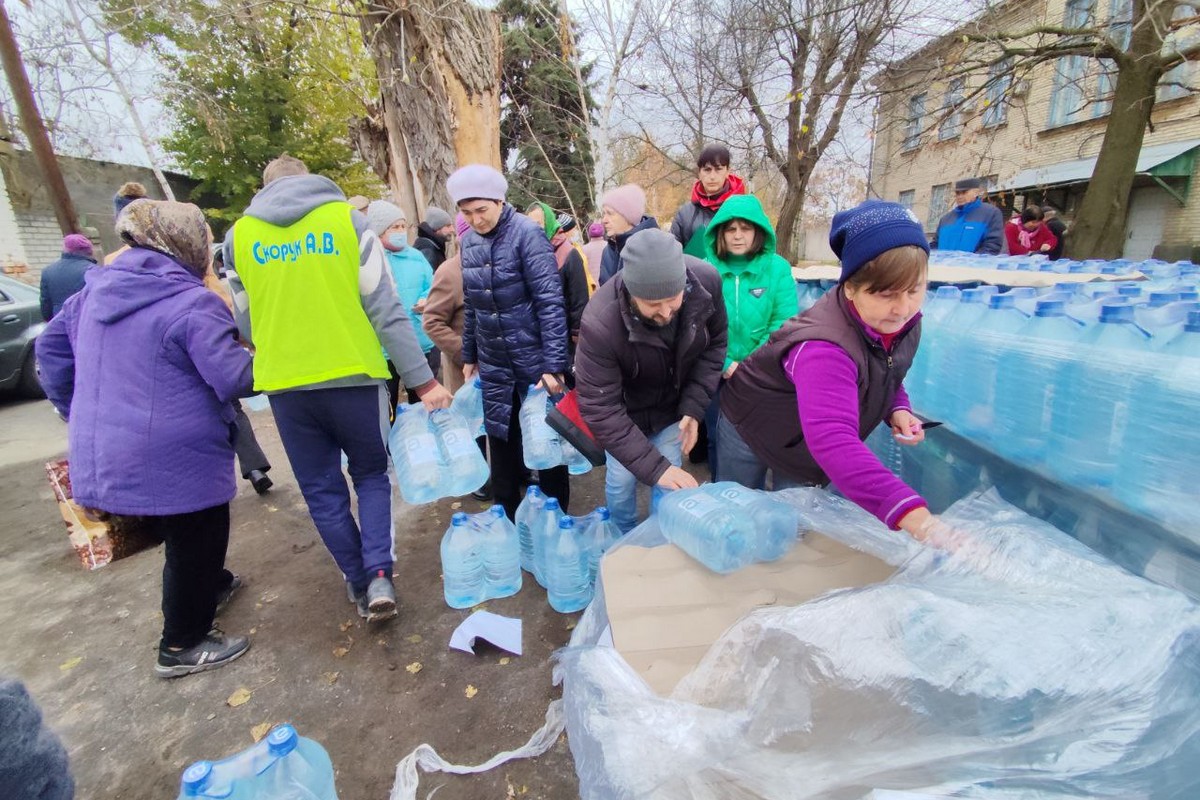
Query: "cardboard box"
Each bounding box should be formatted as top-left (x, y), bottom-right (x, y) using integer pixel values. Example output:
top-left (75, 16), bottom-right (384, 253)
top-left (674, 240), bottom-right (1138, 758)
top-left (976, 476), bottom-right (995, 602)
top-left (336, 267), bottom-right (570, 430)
top-left (601, 533), bottom-right (896, 695)
top-left (45, 460), bottom-right (156, 570)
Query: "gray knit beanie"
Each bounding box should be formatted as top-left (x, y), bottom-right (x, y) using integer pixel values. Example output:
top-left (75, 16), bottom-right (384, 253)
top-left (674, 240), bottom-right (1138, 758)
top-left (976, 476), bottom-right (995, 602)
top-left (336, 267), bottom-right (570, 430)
top-left (365, 200), bottom-right (406, 237)
top-left (621, 229), bottom-right (686, 300)
top-left (424, 206), bottom-right (453, 230)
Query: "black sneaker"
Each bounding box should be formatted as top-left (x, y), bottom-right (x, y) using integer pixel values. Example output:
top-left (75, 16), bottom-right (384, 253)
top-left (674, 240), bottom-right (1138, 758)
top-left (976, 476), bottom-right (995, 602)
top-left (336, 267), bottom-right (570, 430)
top-left (248, 470), bottom-right (273, 495)
top-left (347, 580), bottom-right (369, 619)
top-left (155, 631), bottom-right (250, 678)
top-left (215, 574), bottom-right (243, 614)
top-left (366, 572), bottom-right (397, 622)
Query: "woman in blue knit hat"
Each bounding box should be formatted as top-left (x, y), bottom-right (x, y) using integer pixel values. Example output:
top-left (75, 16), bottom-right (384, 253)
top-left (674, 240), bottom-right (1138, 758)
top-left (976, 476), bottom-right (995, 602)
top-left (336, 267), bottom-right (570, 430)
top-left (718, 200), bottom-right (951, 544)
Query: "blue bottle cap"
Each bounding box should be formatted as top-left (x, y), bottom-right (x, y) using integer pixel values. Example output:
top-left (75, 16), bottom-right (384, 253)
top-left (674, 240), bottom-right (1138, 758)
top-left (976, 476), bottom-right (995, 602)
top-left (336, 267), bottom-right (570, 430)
top-left (473, 376), bottom-right (482, 388)
top-left (489, 504), bottom-right (506, 518)
top-left (1005, 287), bottom-right (1037, 298)
top-left (1117, 285), bottom-right (1143, 297)
top-left (1148, 291), bottom-right (1181, 307)
top-left (267, 724), bottom-right (298, 757)
top-left (1186, 310), bottom-right (1200, 332)
top-left (1053, 282), bottom-right (1081, 294)
top-left (934, 286), bottom-right (961, 299)
top-left (988, 294), bottom-right (1016, 309)
top-left (544, 497), bottom-right (560, 511)
top-left (526, 485), bottom-right (543, 497)
top-left (558, 515), bottom-right (574, 529)
top-left (451, 512), bottom-right (469, 525)
top-left (1178, 289), bottom-right (1199, 301)
top-left (181, 762), bottom-right (213, 796)
top-left (1035, 299), bottom-right (1066, 316)
top-left (595, 506), bottom-right (610, 520)
top-left (1099, 301), bottom-right (1136, 323)
top-left (961, 288), bottom-right (987, 303)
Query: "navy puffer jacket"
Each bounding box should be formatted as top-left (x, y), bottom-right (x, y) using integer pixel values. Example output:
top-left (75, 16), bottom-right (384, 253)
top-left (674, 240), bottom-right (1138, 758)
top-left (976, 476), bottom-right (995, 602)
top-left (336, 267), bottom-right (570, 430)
top-left (599, 216), bottom-right (660, 284)
top-left (461, 204), bottom-right (568, 439)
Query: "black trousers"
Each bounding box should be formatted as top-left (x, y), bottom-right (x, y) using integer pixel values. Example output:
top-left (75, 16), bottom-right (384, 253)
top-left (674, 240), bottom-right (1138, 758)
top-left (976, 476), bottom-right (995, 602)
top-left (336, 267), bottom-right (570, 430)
top-left (233, 401), bottom-right (270, 478)
top-left (489, 389), bottom-right (569, 520)
top-left (149, 503), bottom-right (232, 650)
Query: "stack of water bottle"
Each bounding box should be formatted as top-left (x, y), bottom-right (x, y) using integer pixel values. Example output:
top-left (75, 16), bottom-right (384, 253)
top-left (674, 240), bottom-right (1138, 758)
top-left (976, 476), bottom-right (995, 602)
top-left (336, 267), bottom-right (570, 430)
top-left (440, 491), bottom-right (622, 613)
top-left (902, 268), bottom-right (1200, 535)
top-left (520, 385), bottom-right (594, 475)
top-left (655, 482), bottom-right (801, 574)
top-left (177, 724), bottom-right (337, 799)
top-left (389, 387), bottom-right (489, 504)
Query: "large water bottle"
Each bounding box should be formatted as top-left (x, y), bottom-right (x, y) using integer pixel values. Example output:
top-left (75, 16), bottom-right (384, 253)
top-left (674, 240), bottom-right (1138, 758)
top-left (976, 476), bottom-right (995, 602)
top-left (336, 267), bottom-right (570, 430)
top-left (582, 506), bottom-right (622, 586)
top-left (389, 405), bottom-right (441, 504)
top-left (993, 298), bottom-right (1085, 464)
top-left (519, 385), bottom-right (563, 469)
top-left (545, 516), bottom-right (593, 613)
top-left (1049, 301), bottom-right (1153, 487)
top-left (479, 504), bottom-right (522, 599)
top-left (429, 408), bottom-right (489, 496)
top-left (177, 724), bottom-right (338, 800)
top-left (933, 286), bottom-right (998, 425)
top-left (961, 294), bottom-right (1030, 443)
top-left (701, 482), bottom-right (799, 561)
top-left (441, 512), bottom-right (485, 608)
top-left (515, 486), bottom-right (545, 575)
top-left (1114, 310), bottom-right (1200, 531)
top-left (656, 488), bottom-right (756, 574)
top-left (1069, 285), bottom-right (1121, 325)
top-left (533, 496), bottom-right (564, 587)
top-left (450, 376), bottom-right (485, 438)
top-left (998, 286), bottom-right (1039, 315)
top-left (905, 286), bottom-right (960, 410)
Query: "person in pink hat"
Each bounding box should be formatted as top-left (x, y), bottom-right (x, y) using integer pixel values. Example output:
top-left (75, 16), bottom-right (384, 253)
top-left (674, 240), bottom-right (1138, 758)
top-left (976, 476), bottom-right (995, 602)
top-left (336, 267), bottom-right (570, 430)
top-left (39, 234), bottom-right (97, 320)
top-left (598, 184), bottom-right (658, 284)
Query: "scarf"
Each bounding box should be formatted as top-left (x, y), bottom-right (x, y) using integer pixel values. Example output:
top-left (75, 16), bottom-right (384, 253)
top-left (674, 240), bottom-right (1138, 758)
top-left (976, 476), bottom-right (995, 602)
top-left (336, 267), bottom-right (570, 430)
top-left (117, 199), bottom-right (212, 278)
top-left (691, 173), bottom-right (746, 211)
top-left (1018, 225), bottom-right (1037, 250)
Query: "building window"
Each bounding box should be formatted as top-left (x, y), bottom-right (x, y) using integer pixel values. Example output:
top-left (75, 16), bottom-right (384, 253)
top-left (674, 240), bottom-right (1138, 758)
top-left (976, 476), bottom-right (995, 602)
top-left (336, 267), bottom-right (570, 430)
top-left (982, 59), bottom-right (1012, 127)
top-left (898, 190), bottom-right (915, 210)
top-left (1160, 4), bottom-right (1199, 101)
top-left (903, 93), bottom-right (926, 151)
top-left (928, 183), bottom-right (951, 229)
top-left (1049, 0), bottom-right (1098, 126)
top-left (939, 79), bottom-right (965, 140)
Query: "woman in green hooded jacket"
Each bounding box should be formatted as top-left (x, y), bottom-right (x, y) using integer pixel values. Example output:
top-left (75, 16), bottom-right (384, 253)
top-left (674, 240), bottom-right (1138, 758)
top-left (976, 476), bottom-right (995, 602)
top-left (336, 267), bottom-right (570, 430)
top-left (701, 193), bottom-right (798, 473)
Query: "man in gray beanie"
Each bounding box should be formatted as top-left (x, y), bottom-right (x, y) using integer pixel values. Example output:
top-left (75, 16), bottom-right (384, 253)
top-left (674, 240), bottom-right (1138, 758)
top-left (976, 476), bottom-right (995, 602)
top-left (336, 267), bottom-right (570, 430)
top-left (414, 205), bottom-right (455, 271)
top-left (574, 228), bottom-right (728, 533)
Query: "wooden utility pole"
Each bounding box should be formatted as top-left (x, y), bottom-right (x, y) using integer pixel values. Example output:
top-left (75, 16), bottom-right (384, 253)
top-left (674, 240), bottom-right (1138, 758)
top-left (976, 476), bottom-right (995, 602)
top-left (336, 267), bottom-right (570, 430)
top-left (0, 0), bottom-right (79, 234)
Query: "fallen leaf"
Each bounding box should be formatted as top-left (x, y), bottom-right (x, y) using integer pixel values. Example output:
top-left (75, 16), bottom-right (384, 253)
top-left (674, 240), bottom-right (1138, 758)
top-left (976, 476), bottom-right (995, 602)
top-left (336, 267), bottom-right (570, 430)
top-left (471, 602), bottom-right (489, 612)
top-left (450, 501), bottom-right (462, 510)
top-left (405, 661), bottom-right (423, 674)
top-left (406, 634), bottom-right (423, 644)
top-left (377, 638), bottom-right (388, 647)
top-left (339, 620), bottom-right (353, 632)
top-left (565, 620), bottom-right (577, 631)
top-left (332, 647), bottom-right (350, 658)
top-left (498, 657), bottom-right (511, 666)
top-left (59, 656), bottom-right (83, 672)
top-left (322, 671), bottom-right (340, 685)
top-left (226, 687), bottom-right (253, 707)
top-left (251, 722), bottom-right (273, 742)
top-left (248, 627), bottom-right (258, 635)
top-left (465, 684), bottom-right (478, 699)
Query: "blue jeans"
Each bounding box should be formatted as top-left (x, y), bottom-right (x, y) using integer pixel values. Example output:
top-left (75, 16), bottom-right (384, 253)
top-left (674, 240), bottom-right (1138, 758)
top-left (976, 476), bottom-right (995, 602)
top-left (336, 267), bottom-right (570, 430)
top-left (606, 422), bottom-right (683, 534)
top-left (703, 380), bottom-right (723, 476)
top-left (269, 384), bottom-right (393, 592)
top-left (715, 413), bottom-right (806, 491)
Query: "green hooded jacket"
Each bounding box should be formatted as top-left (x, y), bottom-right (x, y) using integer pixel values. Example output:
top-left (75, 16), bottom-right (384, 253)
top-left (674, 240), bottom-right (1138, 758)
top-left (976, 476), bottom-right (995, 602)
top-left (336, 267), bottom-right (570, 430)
top-left (703, 194), bottom-right (799, 370)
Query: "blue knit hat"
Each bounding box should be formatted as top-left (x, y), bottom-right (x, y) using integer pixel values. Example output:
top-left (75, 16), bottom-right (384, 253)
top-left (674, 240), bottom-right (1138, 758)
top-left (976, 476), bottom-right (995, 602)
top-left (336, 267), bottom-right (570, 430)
top-left (829, 200), bottom-right (929, 283)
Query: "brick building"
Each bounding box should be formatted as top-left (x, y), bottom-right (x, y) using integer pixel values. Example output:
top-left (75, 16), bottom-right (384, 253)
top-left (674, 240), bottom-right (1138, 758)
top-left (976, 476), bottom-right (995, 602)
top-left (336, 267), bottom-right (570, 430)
top-left (869, 0), bottom-right (1200, 260)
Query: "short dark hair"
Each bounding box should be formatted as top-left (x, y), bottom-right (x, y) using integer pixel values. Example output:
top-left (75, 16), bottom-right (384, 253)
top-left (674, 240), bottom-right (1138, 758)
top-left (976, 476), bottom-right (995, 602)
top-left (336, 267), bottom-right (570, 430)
top-left (1020, 205), bottom-right (1044, 224)
top-left (713, 218), bottom-right (765, 259)
top-left (697, 144), bottom-right (731, 169)
top-left (845, 245), bottom-right (928, 294)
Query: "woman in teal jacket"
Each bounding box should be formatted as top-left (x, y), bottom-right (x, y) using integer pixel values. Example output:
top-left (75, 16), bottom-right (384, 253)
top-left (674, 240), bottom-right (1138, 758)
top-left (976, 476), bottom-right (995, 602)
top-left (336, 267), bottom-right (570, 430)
top-left (701, 193), bottom-right (798, 473)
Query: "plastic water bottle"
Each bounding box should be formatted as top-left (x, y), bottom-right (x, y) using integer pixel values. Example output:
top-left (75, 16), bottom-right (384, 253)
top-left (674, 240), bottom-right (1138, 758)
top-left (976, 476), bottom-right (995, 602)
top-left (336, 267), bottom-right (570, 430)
top-left (961, 294), bottom-right (1030, 443)
top-left (993, 298), bottom-right (1084, 464)
top-left (450, 376), bottom-right (485, 438)
top-left (177, 724), bottom-right (338, 800)
top-left (560, 439), bottom-right (593, 475)
top-left (933, 286), bottom-right (998, 424)
top-left (582, 506), bottom-right (622, 586)
top-left (389, 405), bottom-right (441, 504)
top-left (998, 286), bottom-right (1039, 315)
top-left (533, 496), bottom-right (564, 588)
top-left (1049, 301), bottom-right (1153, 487)
top-left (1115, 310), bottom-right (1200, 530)
top-left (479, 504), bottom-right (522, 599)
top-left (656, 488), bottom-right (756, 574)
top-left (515, 486), bottom-right (545, 575)
top-left (905, 285), bottom-right (960, 409)
top-left (701, 482), bottom-right (799, 562)
top-left (429, 408), bottom-right (489, 496)
top-left (519, 385), bottom-right (563, 469)
top-left (441, 512), bottom-right (485, 608)
top-left (545, 516), bottom-right (592, 613)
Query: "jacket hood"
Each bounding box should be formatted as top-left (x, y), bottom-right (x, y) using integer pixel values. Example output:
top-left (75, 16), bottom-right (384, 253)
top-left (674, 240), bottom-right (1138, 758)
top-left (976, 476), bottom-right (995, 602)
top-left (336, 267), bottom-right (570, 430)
top-left (703, 194), bottom-right (778, 264)
top-left (88, 248), bottom-right (203, 324)
top-left (243, 174), bottom-right (348, 226)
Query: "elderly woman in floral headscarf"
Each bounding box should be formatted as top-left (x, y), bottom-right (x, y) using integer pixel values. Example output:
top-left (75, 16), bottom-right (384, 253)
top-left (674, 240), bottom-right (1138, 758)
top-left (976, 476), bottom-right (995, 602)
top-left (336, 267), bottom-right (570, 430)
top-left (37, 199), bottom-right (255, 679)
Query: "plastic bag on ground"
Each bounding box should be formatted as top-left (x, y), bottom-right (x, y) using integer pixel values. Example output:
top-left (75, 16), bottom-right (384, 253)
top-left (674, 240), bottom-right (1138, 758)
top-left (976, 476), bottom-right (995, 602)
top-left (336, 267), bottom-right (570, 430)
top-left (557, 487), bottom-right (1200, 799)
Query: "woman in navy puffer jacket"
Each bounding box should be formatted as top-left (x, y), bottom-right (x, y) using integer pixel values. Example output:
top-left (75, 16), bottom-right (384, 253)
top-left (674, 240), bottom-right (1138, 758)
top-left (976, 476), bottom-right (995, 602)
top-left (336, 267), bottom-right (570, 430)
top-left (449, 165), bottom-right (570, 519)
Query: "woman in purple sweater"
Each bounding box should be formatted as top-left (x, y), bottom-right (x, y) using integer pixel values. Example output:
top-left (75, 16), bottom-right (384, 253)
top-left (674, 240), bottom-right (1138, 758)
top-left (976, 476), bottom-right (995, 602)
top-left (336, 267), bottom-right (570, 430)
top-left (719, 200), bottom-right (942, 541)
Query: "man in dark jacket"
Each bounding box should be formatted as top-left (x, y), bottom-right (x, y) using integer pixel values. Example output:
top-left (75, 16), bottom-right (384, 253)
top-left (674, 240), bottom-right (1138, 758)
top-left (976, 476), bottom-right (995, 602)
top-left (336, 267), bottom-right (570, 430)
top-left (669, 143), bottom-right (746, 258)
top-left (598, 183), bottom-right (660, 284)
top-left (39, 234), bottom-right (96, 320)
top-left (1043, 206), bottom-right (1067, 260)
top-left (932, 177), bottom-right (1004, 254)
top-left (575, 228), bottom-right (727, 533)
top-left (448, 164), bottom-right (571, 518)
top-left (414, 205), bottom-right (454, 270)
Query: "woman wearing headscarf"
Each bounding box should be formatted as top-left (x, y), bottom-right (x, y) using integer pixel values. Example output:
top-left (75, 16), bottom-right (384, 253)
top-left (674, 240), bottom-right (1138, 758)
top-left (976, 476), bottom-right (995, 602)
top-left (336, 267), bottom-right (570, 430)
top-left (37, 200), bottom-right (254, 678)
top-left (525, 202), bottom-right (592, 363)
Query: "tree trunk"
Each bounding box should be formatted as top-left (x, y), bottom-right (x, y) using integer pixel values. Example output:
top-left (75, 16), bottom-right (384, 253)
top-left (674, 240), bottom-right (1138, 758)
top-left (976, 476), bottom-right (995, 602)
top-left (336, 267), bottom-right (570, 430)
top-left (775, 159), bottom-right (814, 263)
top-left (359, 1), bottom-right (501, 223)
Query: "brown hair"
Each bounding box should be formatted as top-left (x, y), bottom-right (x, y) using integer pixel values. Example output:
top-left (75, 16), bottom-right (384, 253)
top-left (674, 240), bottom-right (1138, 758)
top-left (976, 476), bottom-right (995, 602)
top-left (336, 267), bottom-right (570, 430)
top-left (713, 218), bottom-right (764, 259)
top-left (263, 154), bottom-right (308, 185)
top-left (117, 181), bottom-right (147, 199)
top-left (845, 245), bottom-right (928, 293)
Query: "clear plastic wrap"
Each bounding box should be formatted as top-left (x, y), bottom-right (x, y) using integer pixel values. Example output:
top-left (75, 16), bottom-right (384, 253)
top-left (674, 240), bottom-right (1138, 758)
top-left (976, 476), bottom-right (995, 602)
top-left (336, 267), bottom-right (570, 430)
top-left (557, 488), bottom-right (1200, 799)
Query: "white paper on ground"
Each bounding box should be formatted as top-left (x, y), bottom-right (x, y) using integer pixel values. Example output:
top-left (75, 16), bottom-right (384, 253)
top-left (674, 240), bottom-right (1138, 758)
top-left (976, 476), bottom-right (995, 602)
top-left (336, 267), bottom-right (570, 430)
top-left (448, 610), bottom-right (522, 655)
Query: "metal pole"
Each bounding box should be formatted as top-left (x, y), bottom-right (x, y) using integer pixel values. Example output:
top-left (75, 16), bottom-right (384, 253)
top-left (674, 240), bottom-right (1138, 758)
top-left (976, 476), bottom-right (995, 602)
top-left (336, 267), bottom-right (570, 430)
top-left (0, 0), bottom-right (79, 234)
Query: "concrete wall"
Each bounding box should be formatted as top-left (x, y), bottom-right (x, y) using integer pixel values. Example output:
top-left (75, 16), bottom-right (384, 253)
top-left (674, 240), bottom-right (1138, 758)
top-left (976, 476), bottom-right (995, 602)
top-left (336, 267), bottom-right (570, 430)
top-left (870, 0), bottom-right (1200, 249)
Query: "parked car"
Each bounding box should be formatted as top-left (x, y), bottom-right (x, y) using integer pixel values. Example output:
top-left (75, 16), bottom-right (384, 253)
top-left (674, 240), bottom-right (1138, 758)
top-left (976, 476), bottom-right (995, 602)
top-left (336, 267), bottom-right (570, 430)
top-left (0, 274), bottom-right (46, 398)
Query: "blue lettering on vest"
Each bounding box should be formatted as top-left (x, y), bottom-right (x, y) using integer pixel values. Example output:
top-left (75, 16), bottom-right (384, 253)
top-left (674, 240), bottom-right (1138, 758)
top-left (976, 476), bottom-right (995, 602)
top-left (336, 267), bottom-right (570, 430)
top-left (305, 232), bottom-right (317, 254)
top-left (322, 232), bottom-right (335, 254)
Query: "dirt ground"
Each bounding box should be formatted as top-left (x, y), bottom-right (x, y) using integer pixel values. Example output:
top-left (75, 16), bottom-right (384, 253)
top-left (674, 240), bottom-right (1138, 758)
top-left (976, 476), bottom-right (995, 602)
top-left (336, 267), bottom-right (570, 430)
top-left (0, 394), bottom-right (708, 799)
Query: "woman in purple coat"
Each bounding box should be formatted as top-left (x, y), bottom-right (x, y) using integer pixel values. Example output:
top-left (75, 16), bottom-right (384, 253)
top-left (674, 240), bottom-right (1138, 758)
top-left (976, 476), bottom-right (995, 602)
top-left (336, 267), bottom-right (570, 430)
top-left (37, 200), bottom-right (254, 678)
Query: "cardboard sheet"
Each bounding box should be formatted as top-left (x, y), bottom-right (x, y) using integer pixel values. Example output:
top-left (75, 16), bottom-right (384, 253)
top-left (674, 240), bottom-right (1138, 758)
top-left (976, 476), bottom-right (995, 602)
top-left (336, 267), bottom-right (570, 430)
top-left (601, 533), bottom-right (896, 695)
top-left (792, 264), bottom-right (1142, 287)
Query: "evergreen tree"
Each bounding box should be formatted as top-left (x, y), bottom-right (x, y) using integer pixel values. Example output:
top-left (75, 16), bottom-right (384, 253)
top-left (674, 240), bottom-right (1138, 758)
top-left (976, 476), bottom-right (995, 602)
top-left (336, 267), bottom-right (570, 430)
top-left (498, 0), bottom-right (596, 221)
